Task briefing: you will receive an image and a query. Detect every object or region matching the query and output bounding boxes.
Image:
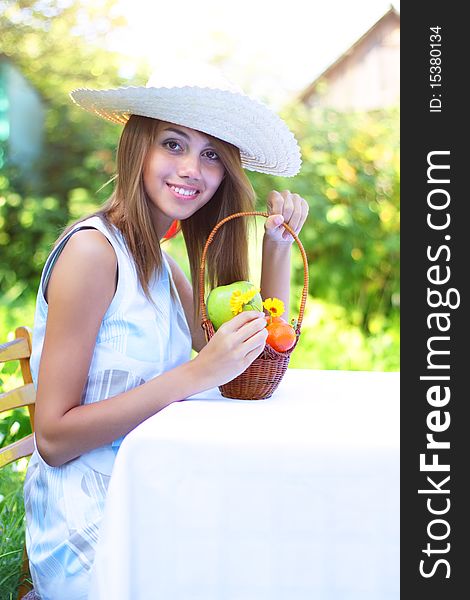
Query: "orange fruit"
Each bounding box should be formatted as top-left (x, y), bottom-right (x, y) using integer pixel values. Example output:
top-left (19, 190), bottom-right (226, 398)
top-left (266, 320), bottom-right (296, 352)
top-left (265, 315), bottom-right (285, 325)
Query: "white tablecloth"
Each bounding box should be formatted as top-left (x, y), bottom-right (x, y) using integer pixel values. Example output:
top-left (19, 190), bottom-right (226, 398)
top-left (88, 369), bottom-right (399, 600)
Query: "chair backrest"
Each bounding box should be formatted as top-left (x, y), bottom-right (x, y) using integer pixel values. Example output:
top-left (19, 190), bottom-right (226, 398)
top-left (0, 326), bottom-right (35, 468)
top-left (0, 326), bottom-right (35, 599)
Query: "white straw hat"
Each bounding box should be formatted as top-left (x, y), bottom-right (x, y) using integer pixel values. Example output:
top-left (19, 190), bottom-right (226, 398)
top-left (69, 64), bottom-right (302, 177)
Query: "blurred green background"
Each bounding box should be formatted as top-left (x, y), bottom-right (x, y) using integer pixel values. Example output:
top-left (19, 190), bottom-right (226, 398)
top-left (0, 0), bottom-right (400, 370)
top-left (0, 1), bottom-right (399, 594)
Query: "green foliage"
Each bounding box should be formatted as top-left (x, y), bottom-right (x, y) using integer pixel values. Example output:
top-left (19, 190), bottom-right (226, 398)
top-left (0, 0), bottom-right (130, 192)
top-left (0, 406), bottom-right (31, 449)
top-left (289, 296), bottom-right (399, 371)
top-left (1, 0), bottom-right (399, 377)
top-left (0, 172), bottom-right (67, 304)
top-left (0, 0), bottom-right (145, 301)
top-left (249, 103), bottom-right (400, 338)
top-left (0, 4), bottom-right (399, 596)
top-left (0, 465), bottom-right (28, 599)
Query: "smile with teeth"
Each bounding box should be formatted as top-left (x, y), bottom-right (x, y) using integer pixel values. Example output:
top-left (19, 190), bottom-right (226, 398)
top-left (168, 184), bottom-right (200, 198)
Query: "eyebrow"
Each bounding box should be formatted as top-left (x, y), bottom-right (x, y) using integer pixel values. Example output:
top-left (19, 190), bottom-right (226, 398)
top-left (161, 127), bottom-right (214, 149)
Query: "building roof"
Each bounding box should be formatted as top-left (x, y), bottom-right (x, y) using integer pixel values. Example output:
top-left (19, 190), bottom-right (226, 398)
top-left (297, 5), bottom-right (400, 104)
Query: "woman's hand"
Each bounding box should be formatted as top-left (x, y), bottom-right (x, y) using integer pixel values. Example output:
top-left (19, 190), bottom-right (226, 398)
top-left (264, 190), bottom-right (309, 245)
top-left (192, 311), bottom-right (268, 388)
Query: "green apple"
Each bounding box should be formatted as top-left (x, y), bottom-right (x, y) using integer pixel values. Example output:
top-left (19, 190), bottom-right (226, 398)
top-left (206, 281), bottom-right (263, 330)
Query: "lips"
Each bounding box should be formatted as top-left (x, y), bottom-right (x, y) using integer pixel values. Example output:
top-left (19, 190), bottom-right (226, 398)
top-left (166, 183), bottom-right (201, 200)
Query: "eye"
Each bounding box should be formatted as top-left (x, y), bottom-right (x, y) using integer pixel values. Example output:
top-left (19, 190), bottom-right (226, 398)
top-left (203, 150), bottom-right (220, 161)
top-left (163, 140), bottom-right (183, 151)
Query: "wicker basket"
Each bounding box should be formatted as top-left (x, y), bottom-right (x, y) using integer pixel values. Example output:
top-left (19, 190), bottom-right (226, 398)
top-left (199, 211), bottom-right (309, 400)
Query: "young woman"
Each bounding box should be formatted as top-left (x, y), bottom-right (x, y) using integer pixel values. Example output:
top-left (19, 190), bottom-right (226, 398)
top-left (23, 67), bottom-right (308, 599)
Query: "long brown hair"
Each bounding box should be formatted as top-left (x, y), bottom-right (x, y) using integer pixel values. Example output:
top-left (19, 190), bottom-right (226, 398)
top-left (58, 115), bottom-right (256, 318)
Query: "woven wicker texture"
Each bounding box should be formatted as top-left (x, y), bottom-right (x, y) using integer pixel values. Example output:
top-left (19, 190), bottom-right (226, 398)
top-left (200, 212), bottom-right (309, 400)
top-left (69, 85), bottom-right (302, 177)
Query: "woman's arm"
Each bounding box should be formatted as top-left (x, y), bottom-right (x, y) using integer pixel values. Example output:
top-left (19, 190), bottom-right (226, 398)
top-left (35, 230), bottom-right (267, 467)
top-left (163, 251), bottom-right (207, 352)
top-left (260, 190), bottom-right (309, 318)
top-left (260, 239), bottom-right (292, 317)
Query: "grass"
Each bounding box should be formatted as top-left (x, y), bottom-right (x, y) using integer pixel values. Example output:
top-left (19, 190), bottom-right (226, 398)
top-left (0, 463), bottom-right (30, 599)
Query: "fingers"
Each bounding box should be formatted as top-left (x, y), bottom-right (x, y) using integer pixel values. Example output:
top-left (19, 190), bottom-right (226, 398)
top-left (217, 311), bottom-right (267, 348)
top-left (281, 192), bottom-right (295, 223)
top-left (285, 194), bottom-right (308, 238)
top-left (267, 190), bottom-right (284, 215)
top-left (264, 214), bottom-right (284, 236)
top-left (219, 311), bottom-right (265, 334)
top-left (211, 312), bottom-right (267, 371)
top-left (236, 317), bottom-right (268, 346)
top-left (266, 190), bottom-right (309, 240)
top-left (244, 340), bottom-right (267, 365)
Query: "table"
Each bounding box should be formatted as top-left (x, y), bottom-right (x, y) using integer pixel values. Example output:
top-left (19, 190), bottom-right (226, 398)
top-left (88, 369), bottom-right (399, 600)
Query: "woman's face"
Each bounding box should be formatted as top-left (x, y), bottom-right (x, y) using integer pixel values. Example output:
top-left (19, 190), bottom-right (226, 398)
top-left (143, 122), bottom-right (226, 237)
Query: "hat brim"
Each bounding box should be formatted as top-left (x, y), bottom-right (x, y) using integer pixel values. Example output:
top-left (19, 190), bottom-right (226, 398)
top-left (69, 86), bottom-right (301, 177)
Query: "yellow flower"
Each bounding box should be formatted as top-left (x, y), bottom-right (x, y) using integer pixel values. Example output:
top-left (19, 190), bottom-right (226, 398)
top-left (230, 287), bottom-right (261, 315)
top-left (241, 287), bottom-right (260, 305)
top-left (230, 290), bottom-right (244, 315)
top-left (263, 297), bottom-right (285, 318)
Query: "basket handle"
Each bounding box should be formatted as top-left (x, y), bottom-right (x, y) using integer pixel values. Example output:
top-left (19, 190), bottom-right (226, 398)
top-left (199, 211), bottom-right (309, 338)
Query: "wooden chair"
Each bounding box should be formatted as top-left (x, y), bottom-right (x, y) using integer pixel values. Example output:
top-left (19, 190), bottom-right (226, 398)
top-left (0, 326), bottom-right (36, 599)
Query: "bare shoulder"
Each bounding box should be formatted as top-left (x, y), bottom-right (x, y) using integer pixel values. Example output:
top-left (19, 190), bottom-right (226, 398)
top-left (58, 228), bottom-right (117, 267)
top-left (46, 228), bottom-right (117, 315)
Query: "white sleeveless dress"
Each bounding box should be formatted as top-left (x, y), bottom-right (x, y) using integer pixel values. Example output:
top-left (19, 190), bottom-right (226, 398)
top-left (23, 215), bottom-right (192, 600)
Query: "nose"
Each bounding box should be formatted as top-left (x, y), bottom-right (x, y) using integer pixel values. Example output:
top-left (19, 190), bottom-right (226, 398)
top-left (178, 152), bottom-right (202, 180)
